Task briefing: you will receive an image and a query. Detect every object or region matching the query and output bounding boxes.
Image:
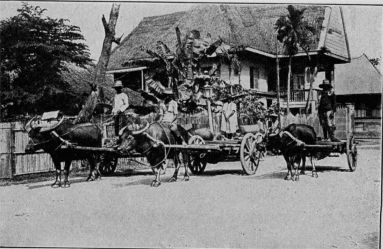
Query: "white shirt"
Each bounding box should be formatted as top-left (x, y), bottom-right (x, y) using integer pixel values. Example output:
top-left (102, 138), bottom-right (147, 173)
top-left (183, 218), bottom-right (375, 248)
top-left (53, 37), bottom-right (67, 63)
top-left (162, 100), bottom-right (178, 123)
top-left (112, 92), bottom-right (129, 114)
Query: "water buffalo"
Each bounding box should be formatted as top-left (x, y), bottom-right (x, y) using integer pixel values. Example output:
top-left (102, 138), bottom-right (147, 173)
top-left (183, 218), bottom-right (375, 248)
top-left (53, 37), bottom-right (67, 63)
top-left (118, 121), bottom-right (189, 187)
top-left (25, 116), bottom-right (102, 188)
top-left (269, 123), bottom-right (318, 181)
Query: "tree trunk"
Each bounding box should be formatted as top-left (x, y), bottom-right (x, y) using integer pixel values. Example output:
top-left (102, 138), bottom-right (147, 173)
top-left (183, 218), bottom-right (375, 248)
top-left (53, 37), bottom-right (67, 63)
top-left (93, 3), bottom-right (121, 86)
top-left (275, 39), bottom-right (281, 128)
top-left (287, 56), bottom-right (292, 114)
top-left (305, 66), bottom-right (318, 113)
top-left (75, 4), bottom-right (121, 124)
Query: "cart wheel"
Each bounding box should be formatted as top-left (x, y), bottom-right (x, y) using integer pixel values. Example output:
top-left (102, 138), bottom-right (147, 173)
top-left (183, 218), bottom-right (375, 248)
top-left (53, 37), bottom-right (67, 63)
top-left (188, 135), bottom-right (207, 174)
top-left (240, 133), bottom-right (263, 175)
top-left (99, 153), bottom-right (118, 175)
top-left (189, 158), bottom-right (207, 175)
top-left (188, 135), bottom-right (206, 159)
top-left (346, 135), bottom-right (357, 172)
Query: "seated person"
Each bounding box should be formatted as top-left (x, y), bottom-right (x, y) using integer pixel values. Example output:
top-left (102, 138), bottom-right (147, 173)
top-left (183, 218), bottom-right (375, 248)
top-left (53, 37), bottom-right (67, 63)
top-left (160, 89), bottom-right (186, 145)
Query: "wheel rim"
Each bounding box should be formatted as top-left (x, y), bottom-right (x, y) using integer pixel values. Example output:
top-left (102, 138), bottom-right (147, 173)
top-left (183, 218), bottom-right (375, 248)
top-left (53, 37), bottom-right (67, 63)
top-left (240, 133), bottom-right (262, 175)
top-left (190, 159), bottom-right (207, 174)
top-left (347, 136), bottom-right (357, 171)
top-left (99, 154), bottom-right (118, 175)
top-left (188, 135), bottom-right (207, 174)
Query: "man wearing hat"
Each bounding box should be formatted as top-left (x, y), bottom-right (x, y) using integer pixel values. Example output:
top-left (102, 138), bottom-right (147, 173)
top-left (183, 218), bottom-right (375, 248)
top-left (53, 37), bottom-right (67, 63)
top-left (268, 113), bottom-right (280, 135)
top-left (318, 79), bottom-right (339, 142)
top-left (160, 88), bottom-right (186, 144)
top-left (112, 80), bottom-right (129, 135)
top-left (221, 96), bottom-right (238, 139)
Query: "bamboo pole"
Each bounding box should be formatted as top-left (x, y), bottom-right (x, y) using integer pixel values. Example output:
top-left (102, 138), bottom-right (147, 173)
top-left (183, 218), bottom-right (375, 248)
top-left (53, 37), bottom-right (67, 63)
top-left (275, 36), bottom-right (281, 128)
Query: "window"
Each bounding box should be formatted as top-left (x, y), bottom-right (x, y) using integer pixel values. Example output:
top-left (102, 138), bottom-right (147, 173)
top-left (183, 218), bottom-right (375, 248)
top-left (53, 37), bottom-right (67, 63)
top-left (250, 67), bottom-right (259, 89)
top-left (293, 74), bottom-right (305, 90)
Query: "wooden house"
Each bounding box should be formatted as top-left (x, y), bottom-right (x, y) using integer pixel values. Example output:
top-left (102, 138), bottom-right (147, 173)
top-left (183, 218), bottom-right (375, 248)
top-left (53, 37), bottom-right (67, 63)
top-left (335, 54), bottom-right (382, 138)
top-left (107, 4), bottom-right (351, 112)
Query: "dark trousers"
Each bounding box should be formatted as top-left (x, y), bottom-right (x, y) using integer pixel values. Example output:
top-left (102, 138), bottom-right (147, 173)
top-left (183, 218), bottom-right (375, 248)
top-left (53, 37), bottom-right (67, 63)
top-left (319, 111), bottom-right (338, 141)
top-left (114, 113), bottom-right (127, 136)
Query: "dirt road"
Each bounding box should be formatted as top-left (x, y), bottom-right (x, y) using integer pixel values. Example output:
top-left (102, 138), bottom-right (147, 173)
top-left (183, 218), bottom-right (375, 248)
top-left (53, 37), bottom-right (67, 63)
top-left (0, 146), bottom-right (380, 248)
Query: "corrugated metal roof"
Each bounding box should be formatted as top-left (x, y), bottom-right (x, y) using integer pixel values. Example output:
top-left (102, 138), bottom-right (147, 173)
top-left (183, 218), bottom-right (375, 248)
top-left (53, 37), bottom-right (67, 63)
top-left (335, 54), bottom-right (381, 95)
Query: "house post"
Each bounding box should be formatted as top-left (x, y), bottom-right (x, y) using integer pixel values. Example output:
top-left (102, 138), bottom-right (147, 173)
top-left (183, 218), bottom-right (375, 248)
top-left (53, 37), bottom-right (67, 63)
top-left (141, 70), bottom-right (144, 91)
top-left (275, 35), bottom-right (281, 127)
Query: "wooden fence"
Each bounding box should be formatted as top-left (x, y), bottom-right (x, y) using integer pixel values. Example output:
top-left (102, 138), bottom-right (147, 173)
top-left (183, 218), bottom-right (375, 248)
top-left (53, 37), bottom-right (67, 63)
top-left (0, 106), bottom-right (353, 179)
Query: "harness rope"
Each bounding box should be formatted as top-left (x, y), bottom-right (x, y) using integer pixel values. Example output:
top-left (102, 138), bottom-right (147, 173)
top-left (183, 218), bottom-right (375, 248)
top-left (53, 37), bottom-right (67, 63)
top-left (141, 122), bottom-right (172, 169)
top-left (29, 121), bottom-right (98, 151)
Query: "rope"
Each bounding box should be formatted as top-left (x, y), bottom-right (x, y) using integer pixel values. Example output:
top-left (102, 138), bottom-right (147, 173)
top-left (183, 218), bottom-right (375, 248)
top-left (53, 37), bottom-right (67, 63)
top-left (142, 126), bottom-right (170, 169)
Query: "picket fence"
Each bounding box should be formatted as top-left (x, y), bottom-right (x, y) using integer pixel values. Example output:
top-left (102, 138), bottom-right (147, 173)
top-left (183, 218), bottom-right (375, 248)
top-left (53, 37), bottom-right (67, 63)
top-left (0, 106), bottom-right (352, 179)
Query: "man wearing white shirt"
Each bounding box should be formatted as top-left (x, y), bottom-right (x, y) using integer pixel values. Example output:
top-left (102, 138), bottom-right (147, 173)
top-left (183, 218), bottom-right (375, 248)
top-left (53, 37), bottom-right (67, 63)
top-left (160, 89), bottom-right (186, 145)
top-left (112, 80), bottom-right (129, 135)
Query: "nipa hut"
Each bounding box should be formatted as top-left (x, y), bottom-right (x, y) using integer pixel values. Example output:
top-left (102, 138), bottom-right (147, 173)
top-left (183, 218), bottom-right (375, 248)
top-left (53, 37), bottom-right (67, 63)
top-left (107, 4), bottom-right (351, 113)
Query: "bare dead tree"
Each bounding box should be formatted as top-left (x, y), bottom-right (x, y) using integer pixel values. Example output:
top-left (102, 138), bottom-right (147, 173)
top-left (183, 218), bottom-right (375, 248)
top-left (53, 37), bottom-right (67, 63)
top-left (93, 3), bottom-right (121, 86)
top-left (75, 3), bottom-right (121, 124)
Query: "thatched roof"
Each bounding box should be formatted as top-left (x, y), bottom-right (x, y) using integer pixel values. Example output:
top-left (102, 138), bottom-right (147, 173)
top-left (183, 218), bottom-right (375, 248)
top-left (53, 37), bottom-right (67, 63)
top-left (108, 4), bottom-right (326, 70)
top-left (335, 54), bottom-right (382, 95)
top-left (60, 63), bottom-right (144, 106)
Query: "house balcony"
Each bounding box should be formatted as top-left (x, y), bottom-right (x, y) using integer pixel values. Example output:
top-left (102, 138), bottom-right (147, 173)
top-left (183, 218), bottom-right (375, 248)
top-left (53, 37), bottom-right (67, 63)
top-left (280, 89), bottom-right (320, 109)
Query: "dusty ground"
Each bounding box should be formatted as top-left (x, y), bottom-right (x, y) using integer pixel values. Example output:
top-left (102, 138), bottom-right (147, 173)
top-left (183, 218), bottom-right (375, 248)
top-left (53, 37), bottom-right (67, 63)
top-left (0, 145), bottom-right (380, 248)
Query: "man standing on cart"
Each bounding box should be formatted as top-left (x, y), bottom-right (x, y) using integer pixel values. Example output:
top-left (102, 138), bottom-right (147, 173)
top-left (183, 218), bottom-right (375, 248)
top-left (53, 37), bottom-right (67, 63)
top-left (221, 96), bottom-right (238, 139)
top-left (112, 80), bottom-right (129, 135)
top-left (318, 80), bottom-right (340, 142)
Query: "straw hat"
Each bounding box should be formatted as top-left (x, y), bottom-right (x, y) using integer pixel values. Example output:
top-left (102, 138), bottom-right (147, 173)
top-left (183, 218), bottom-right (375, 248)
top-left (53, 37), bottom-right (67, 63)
top-left (113, 80), bottom-right (123, 88)
top-left (319, 79), bottom-right (332, 89)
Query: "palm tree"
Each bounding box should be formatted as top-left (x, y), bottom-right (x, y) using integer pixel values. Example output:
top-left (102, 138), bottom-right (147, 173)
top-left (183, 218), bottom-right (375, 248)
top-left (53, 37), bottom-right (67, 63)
top-left (275, 5), bottom-right (315, 113)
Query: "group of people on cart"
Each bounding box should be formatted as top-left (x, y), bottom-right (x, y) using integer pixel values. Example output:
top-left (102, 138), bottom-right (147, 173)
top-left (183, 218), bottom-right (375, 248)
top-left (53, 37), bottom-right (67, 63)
top-left (110, 77), bottom-right (340, 143)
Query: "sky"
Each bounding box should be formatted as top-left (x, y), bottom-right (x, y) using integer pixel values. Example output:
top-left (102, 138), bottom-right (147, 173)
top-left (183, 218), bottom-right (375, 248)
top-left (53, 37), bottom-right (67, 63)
top-left (0, 1), bottom-right (382, 62)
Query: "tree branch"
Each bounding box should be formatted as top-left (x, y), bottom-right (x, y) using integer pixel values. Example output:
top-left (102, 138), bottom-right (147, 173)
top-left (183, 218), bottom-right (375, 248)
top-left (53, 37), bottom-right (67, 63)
top-left (101, 14), bottom-right (109, 34)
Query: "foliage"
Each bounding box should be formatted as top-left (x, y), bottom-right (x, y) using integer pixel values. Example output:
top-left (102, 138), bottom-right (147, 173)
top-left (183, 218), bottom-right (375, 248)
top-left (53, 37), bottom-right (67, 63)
top-left (275, 5), bottom-right (316, 113)
top-left (236, 94), bottom-right (267, 122)
top-left (140, 28), bottom-right (243, 99)
top-left (0, 3), bottom-right (92, 117)
top-left (275, 5), bottom-right (316, 57)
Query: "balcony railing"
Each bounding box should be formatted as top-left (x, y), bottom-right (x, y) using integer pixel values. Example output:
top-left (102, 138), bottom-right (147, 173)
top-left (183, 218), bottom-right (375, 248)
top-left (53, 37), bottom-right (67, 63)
top-left (279, 89), bottom-right (320, 103)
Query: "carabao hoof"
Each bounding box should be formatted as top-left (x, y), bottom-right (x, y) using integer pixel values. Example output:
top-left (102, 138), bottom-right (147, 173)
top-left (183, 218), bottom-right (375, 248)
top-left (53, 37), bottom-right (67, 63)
top-left (300, 170), bottom-right (306, 175)
top-left (86, 176), bottom-right (94, 181)
top-left (62, 181), bottom-right (71, 188)
top-left (151, 181), bottom-right (161, 187)
top-left (168, 177), bottom-right (177, 183)
top-left (51, 181), bottom-right (61, 188)
top-left (284, 174), bottom-right (292, 181)
top-left (312, 172), bottom-right (318, 178)
top-left (183, 176), bottom-right (190, 181)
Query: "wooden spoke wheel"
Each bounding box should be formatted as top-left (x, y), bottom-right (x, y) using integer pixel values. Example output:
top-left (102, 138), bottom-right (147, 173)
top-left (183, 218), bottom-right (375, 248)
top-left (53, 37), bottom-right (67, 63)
top-left (346, 134), bottom-right (357, 172)
top-left (99, 153), bottom-right (118, 176)
top-left (189, 158), bottom-right (207, 175)
top-left (240, 133), bottom-right (263, 175)
top-left (188, 135), bottom-right (207, 174)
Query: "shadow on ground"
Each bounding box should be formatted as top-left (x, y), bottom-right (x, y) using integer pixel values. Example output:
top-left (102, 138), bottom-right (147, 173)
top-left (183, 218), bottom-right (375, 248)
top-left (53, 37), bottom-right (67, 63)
top-left (254, 165), bottom-right (351, 180)
top-left (27, 177), bottom-right (99, 189)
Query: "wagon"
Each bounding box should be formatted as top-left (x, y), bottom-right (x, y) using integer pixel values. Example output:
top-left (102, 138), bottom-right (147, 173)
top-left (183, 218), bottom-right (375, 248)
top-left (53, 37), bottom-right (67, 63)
top-left (68, 108), bottom-right (357, 177)
top-left (97, 124), bottom-right (265, 176)
top-left (60, 112), bottom-right (264, 176)
top-left (181, 111), bottom-right (358, 175)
